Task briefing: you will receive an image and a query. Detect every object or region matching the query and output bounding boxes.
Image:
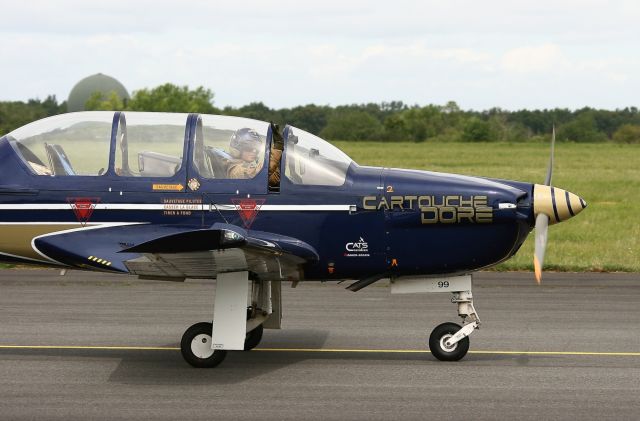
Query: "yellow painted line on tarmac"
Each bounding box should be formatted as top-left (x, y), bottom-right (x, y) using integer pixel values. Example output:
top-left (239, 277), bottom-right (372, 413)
top-left (471, 350), bottom-right (640, 357)
top-left (0, 345), bottom-right (180, 351)
top-left (256, 348), bottom-right (430, 354)
top-left (256, 348), bottom-right (640, 356)
top-left (0, 345), bottom-right (639, 357)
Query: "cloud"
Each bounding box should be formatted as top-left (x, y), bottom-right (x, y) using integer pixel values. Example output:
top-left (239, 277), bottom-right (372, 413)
top-left (361, 44), bottom-right (490, 63)
top-left (307, 43), bottom-right (491, 81)
top-left (606, 72), bottom-right (629, 83)
top-left (0, 1), bottom-right (639, 109)
top-left (501, 44), bottom-right (567, 74)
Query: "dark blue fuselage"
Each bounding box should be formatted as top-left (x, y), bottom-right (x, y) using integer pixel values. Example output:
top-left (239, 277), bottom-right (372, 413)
top-left (0, 113), bottom-right (535, 281)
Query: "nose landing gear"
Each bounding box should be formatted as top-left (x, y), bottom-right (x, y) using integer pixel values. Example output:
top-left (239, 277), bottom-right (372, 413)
top-left (390, 274), bottom-right (481, 362)
top-left (428, 289), bottom-right (481, 361)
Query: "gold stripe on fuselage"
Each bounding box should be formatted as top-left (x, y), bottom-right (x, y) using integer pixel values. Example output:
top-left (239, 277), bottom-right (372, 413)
top-left (0, 223), bottom-right (85, 262)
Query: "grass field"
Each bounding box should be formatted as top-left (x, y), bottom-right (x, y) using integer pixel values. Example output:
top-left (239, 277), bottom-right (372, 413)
top-left (334, 141), bottom-right (640, 272)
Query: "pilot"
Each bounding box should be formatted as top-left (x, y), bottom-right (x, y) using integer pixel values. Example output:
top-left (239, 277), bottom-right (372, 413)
top-left (227, 126), bottom-right (283, 187)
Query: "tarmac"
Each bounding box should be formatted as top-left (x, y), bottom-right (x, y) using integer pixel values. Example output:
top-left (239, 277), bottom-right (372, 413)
top-left (0, 269), bottom-right (638, 420)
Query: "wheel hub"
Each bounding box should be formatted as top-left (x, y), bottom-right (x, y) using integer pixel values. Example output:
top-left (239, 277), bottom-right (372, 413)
top-left (191, 333), bottom-right (215, 359)
top-left (440, 333), bottom-right (457, 352)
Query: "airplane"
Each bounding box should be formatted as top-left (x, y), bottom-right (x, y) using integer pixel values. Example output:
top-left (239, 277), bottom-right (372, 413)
top-left (0, 111), bottom-right (586, 367)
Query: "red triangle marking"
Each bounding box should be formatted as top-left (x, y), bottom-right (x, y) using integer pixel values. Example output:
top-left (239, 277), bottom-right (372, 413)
top-left (231, 198), bottom-right (265, 228)
top-left (67, 197), bottom-right (100, 226)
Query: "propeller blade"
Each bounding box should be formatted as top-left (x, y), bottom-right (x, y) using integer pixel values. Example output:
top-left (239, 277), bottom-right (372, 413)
top-left (534, 213), bottom-right (549, 284)
top-left (534, 126), bottom-right (556, 284)
top-left (544, 125), bottom-right (555, 186)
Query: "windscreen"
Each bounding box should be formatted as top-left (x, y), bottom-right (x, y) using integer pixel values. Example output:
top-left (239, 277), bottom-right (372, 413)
top-left (284, 126), bottom-right (353, 186)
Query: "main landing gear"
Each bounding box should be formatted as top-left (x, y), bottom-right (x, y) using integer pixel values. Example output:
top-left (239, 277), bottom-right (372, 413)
top-left (180, 319), bottom-right (266, 368)
top-left (181, 322), bottom-right (226, 368)
top-left (180, 271), bottom-right (282, 368)
top-left (244, 323), bottom-right (264, 351)
top-left (390, 275), bottom-right (480, 362)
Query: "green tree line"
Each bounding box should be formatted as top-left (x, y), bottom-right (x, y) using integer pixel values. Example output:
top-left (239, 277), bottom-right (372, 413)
top-left (2, 83), bottom-right (640, 143)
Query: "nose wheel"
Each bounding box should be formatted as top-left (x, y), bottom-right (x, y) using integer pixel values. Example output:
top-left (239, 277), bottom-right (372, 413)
top-left (429, 322), bottom-right (470, 361)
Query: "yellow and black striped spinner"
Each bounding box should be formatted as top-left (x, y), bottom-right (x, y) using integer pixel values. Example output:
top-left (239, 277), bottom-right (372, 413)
top-left (533, 184), bottom-right (586, 224)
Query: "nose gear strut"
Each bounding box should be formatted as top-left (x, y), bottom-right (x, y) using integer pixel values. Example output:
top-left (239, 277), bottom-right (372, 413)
top-left (445, 290), bottom-right (481, 348)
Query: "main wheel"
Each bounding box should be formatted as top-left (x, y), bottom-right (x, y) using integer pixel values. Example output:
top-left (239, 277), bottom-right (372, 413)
top-left (181, 322), bottom-right (227, 368)
top-left (429, 322), bottom-right (469, 361)
top-left (244, 324), bottom-right (264, 351)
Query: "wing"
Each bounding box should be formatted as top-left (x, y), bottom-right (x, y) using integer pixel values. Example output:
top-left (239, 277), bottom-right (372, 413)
top-left (33, 223), bottom-right (318, 281)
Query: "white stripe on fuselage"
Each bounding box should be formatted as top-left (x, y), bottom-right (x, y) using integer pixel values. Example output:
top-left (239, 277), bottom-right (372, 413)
top-left (0, 204), bottom-right (353, 211)
top-left (0, 222), bottom-right (146, 226)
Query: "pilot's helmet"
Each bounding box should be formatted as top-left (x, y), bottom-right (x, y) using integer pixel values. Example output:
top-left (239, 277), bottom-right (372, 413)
top-left (229, 128), bottom-right (262, 159)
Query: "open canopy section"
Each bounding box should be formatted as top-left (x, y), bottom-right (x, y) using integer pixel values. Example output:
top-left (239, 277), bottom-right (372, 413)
top-left (284, 126), bottom-right (354, 186)
top-left (6, 111), bottom-right (192, 178)
top-left (7, 111), bottom-right (113, 176)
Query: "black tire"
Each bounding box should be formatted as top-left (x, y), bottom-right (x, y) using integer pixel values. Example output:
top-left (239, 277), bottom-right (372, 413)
top-left (428, 322), bottom-right (469, 362)
top-left (244, 324), bottom-right (264, 351)
top-left (180, 322), bottom-right (227, 368)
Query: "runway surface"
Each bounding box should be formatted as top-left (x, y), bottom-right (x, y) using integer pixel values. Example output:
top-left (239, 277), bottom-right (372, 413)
top-left (0, 269), bottom-right (638, 420)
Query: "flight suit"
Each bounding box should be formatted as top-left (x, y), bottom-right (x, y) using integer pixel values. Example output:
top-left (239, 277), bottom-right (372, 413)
top-left (227, 148), bottom-right (282, 187)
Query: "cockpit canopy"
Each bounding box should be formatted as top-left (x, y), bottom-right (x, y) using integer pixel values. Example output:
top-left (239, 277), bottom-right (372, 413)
top-left (8, 112), bottom-right (114, 176)
top-left (4, 111), bottom-right (354, 186)
top-left (284, 126), bottom-right (353, 186)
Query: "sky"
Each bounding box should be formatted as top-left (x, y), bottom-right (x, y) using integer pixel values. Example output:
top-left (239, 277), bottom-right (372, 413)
top-left (1, 0), bottom-right (639, 110)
